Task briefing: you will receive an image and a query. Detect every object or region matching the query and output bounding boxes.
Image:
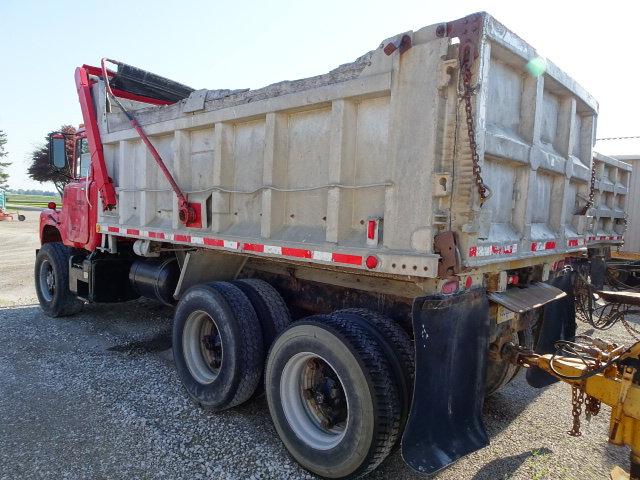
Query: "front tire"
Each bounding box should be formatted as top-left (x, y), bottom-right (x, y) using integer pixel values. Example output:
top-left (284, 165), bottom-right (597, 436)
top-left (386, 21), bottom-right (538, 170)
top-left (265, 317), bottom-right (401, 478)
top-left (34, 242), bottom-right (82, 317)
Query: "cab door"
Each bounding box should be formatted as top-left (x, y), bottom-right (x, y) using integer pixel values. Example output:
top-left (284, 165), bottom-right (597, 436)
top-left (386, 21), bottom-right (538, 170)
top-left (65, 138), bottom-right (91, 245)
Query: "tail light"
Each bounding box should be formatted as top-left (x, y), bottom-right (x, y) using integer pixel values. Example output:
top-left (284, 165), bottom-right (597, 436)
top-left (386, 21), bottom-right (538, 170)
top-left (365, 255), bottom-right (379, 269)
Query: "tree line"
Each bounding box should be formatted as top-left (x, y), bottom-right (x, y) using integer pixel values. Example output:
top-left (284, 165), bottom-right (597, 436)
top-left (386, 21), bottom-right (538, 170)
top-left (0, 126), bottom-right (76, 196)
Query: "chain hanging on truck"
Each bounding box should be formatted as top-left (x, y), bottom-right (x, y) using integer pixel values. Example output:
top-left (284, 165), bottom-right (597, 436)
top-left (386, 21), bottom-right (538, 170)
top-left (100, 58), bottom-right (200, 227)
top-left (580, 158), bottom-right (597, 215)
top-left (460, 48), bottom-right (492, 206)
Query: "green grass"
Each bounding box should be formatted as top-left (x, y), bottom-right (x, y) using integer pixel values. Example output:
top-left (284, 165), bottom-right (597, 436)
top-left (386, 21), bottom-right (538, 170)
top-left (4, 193), bottom-right (61, 209)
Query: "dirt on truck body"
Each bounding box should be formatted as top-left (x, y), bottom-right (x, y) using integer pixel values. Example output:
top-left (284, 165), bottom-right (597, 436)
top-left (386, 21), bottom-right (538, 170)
top-left (35, 11), bottom-right (635, 479)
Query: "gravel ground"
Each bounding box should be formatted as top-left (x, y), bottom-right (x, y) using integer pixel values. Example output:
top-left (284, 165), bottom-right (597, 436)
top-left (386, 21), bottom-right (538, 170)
top-left (0, 211), bottom-right (635, 479)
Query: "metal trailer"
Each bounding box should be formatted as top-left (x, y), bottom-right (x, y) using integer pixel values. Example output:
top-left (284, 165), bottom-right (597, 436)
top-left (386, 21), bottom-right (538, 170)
top-left (36, 11), bottom-right (629, 478)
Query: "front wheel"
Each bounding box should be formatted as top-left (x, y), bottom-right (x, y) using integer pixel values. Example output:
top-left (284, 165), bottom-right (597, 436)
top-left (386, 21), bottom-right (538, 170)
top-left (34, 242), bottom-right (82, 317)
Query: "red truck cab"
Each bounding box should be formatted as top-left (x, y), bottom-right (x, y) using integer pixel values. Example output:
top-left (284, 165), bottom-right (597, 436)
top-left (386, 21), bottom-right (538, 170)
top-left (41, 130), bottom-right (100, 250)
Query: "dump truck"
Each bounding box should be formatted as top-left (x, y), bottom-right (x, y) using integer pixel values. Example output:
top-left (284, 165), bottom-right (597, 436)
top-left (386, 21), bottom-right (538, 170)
top-left (36, 11), bottom-right (638, 478)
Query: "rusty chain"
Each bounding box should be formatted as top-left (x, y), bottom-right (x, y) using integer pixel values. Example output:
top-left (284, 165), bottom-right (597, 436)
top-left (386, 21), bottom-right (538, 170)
top-left (585, 394), bottom-right (601, 422)
top-left (621, 315), bottom-right (640, 341)
top-left (461, 49), bottom-right (491, 205)
top-left (580, 159), bottom-right (597, 215)
top-left (568, 385), bottom-right (585, 436)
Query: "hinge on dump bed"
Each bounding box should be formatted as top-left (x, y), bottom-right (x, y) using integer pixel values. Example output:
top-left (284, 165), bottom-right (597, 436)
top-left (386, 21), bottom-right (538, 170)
top-left (434, 231), bottom-right (461, 279)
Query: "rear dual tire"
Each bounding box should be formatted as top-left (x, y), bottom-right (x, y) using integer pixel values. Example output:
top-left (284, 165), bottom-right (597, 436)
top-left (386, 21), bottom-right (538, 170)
top-left (172, 279), bottom-right (290, 411)
top-left (266, 313), bottom-right (408, 479)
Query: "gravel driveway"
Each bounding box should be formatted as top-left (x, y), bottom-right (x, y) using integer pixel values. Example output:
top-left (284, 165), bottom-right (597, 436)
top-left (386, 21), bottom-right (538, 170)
top-left (0, 211), bottom-right (633, 479)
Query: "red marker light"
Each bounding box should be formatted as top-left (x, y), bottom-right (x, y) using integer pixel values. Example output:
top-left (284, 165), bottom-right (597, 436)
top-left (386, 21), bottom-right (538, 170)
top-left (465, 276), bottom-right (473, 289)
top-left (365, 255), bottom-right (379, 269)
top-left (441, 280), bottom-right (459, 295)
top-left (47, 202), bottom-right (57, 210)
top-left (367, 219), bottom-right (376, 240)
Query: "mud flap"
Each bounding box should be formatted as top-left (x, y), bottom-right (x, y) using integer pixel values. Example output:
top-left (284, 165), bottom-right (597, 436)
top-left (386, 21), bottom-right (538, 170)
top-left (525, 272), bottom-right (577, 388)
top-left (402, 288), bottom-right (490, 475)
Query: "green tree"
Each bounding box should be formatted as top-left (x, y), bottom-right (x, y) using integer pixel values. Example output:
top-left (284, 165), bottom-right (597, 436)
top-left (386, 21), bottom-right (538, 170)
top-left (0, 130), bottom-right (10, 190)
top-left (27, 125), bottom-right (76, 196)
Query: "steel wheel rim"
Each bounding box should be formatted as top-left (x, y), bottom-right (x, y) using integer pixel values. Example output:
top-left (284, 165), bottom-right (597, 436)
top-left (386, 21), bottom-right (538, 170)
top-left (182, 310), bottom-right (223, 384)
top-left (280, 352), bottom-right (349, 450)
top-left (39, 259), bottom-right (55, 303)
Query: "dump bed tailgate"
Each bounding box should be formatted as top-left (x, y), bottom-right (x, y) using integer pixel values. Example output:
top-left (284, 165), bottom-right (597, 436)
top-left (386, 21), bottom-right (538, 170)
top-left (455, 15), bottom-right (598, 267)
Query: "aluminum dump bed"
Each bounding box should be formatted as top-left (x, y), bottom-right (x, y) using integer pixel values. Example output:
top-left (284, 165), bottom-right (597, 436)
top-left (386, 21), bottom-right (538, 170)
top-left (95, 12), bottom-right (600, 279)
top-left (586, 152), bottom-right (631, 245)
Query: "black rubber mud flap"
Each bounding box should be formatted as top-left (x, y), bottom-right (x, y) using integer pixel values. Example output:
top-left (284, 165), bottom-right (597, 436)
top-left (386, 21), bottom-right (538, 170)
top-left (525, 272), bottom-right (576, 388)
top-left (402, 288), bottom-right (490, 475)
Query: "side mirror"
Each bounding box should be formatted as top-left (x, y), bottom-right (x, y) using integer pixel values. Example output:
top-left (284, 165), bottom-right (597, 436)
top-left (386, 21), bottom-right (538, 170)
top-left (49, 134), bottom-right (69, 170)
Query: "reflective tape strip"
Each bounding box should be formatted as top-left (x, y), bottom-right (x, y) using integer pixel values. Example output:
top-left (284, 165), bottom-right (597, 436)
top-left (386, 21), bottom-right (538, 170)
top-left (98, 224), bottom-right (366, 269)
top-left (468, 243), bottom-right (517, 258)
top-left (282, 247), bottom-right (312, 258)
top-left (312, 251), bottom-right (332, 262)
top-left (264, 245), bottom-right (282, 255)
top-left (223, 240), bottom-right (239, 250)
top-left (332, 252), bottom-right (362, 266)
top-left (242, 243), bottom-right (264, 253)
top-left (567, 238), bottom-right (586, 248)
top-left (531, 240), bottom-right (556, 252)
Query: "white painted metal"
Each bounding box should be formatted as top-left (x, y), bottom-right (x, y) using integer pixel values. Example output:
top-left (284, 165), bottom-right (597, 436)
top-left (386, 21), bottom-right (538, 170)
top-left (94, 12), bottom-right (601, 279)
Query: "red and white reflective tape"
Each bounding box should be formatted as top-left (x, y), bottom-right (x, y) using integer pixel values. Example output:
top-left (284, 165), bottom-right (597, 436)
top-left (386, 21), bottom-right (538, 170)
top-left (530, 240), bottom-right (556, 252)
top-left (99, 224), bottom-right (363, 267)
top-left (468, 243), bottom-right (518, 258)
top-left (587, 235), bottom-right (624, 242)
top-left (566, 238), bottom-right (586, 248)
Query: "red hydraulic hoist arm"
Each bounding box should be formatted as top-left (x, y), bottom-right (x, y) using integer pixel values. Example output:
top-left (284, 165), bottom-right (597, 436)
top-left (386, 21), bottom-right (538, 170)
top-left (75, 66), bottom-right (117, 209)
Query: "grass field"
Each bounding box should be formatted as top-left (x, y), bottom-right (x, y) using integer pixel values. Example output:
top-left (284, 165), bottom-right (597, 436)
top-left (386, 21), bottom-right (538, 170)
top-left (4, 194), bottom-right (61, 210)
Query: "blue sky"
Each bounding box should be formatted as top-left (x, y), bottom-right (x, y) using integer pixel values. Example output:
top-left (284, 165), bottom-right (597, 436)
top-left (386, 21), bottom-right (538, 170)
top-left (1, 0), bottom-right (639, 190)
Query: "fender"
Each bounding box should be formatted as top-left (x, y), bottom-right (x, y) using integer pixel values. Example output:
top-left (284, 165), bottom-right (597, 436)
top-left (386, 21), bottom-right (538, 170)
top-left (39, 208), bottom-right (62, 244)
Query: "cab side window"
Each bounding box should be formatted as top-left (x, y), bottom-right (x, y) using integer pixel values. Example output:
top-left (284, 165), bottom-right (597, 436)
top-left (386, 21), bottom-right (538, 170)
top-left (75, 138), bottom-right (90, 178)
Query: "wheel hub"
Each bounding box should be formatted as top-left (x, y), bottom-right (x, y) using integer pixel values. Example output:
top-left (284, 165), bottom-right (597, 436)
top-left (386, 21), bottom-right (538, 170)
top-left (303, 363), bottom-right (347, 430)
top-left (202, 333), bottom-right (222, 369)
top-left (183, 310), bottom-right (224, 385)
top-left (280, 352), bottom-right (349, 450)
top-left (38, 259), bottom-right (55, 303)
top-left (46, 270), bottom-right (54, 292)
